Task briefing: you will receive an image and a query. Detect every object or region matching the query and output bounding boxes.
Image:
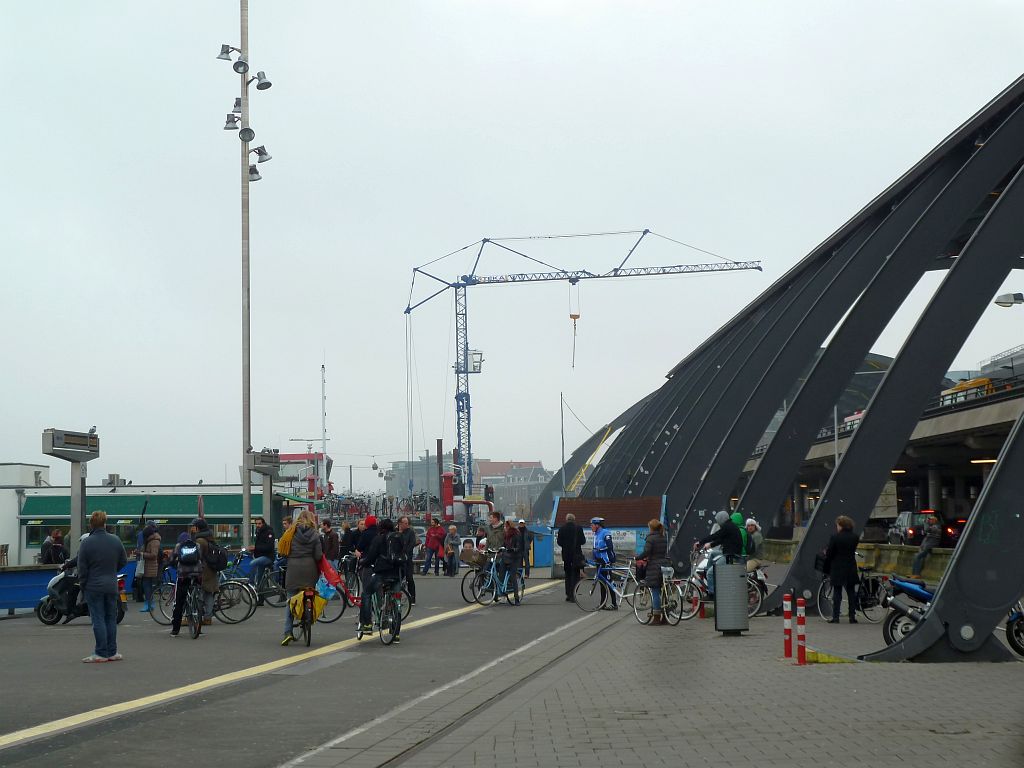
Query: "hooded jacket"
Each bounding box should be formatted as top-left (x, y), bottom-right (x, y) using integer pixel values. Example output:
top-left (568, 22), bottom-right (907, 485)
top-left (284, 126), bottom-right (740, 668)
top-left (285, 524), bottom-right (323, 591)
top-left (731, 512), bottom-right (750, 556)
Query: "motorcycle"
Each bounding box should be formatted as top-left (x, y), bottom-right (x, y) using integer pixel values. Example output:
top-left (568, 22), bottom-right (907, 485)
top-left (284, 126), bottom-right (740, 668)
top-left (35, 567), bottom-right (127, 626)
top-left (881, 575), bottom-right (1023, 656)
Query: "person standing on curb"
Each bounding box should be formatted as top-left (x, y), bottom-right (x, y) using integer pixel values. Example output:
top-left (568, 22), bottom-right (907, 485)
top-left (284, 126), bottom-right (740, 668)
top-left (911, 513), bottom-right (942, 579)
top-left (557, 514), bottom-right (585, 602)
top-left (77, 511), bottom-right (128, 662)
top-left (422, 519), bottom-right (445, 576)
top-left (823, 515), bottom-right (860, 624)
top-left (744, 519), bottom-right (765, 573)
top-left (321, 519), bottom-right (340, 570)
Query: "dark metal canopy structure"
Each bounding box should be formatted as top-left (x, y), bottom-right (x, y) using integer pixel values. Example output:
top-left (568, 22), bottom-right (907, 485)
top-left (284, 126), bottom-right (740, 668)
top-left (554, 73), bottom-right (1024, 661)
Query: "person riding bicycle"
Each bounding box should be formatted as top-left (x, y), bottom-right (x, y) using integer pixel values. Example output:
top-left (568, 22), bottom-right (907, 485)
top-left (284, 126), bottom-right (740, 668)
top-left (280, 509), bottom-right (323, 646)
top-left (357, 518), bottom-right (405, 641)
top-left (248, 516), bottom-right (276, 603)
top-left (694, 510), bottom-right (743, 597)
top-left (590, 517), bottom-right (618, 610)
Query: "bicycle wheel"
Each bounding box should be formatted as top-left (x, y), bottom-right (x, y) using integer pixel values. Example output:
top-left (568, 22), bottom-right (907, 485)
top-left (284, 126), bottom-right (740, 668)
top-left (816, 578), bottom-right (836, 621)
top-left (318, 587), bottom-right (347, 623)
top-left (379, 599), bottom-right (401, 645)
top-left (573, 578), bottom-right (608, 612)
top-left (474, 571), bottom-right (496, 605)
top-left (343, 572), bottom-right (362, 605)
top-left (397, 589), bottom-right (412, 620)
top-left (619, 575), bottom-right (637, 607)
top-left (859, 577), bottom-right (886, 623)
top-left (1005, 615), bottom-right (1024, 657)
top-left (215, 581), bottom-right (253, 624)
top-left (633, 586), bottom-right (653, 624)
top-left (746, 578), bottom-right (763, 618)
top-left (302, 599), bottom-right (312, 647)
top-left (678, 578), bottom-right (702, 621)
top-left (187, 589), bottom-right (202, 639)
top-left (460, 568), bottom-right (479, 604)
top-left (664, 583), bottom-right (684, 625)
top-left (150, 583), bottom-right (174, 626)
top-left (262, 571), bottom-right (288, 608)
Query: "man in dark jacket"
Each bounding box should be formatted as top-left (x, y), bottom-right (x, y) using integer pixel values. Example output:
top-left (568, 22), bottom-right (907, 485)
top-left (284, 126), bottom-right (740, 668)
top-left (249, 517), bottom-right (276, 600)
top-left (355, 516), bottom-right (379, 593)
top-left (557, 514), bottom-right (585, 602)
top-left (77, 511), bottom-right (128, 662)
top-left (321, 519), bottom-right (340, 567)
top-left (516, 520), bottom-right (535, 578)
top-left (357, 519), bottom-right (404, 639)
top-left (823, 515), bottom-right (861, 623)
top-left (398, 515), bottom-right (418, 604)
top-left (695, 510), bottom-right (744, 597)
top-left (911, 513), bottom-right (942, 579)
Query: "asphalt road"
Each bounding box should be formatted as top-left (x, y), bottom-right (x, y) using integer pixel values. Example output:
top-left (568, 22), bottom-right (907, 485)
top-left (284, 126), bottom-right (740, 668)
top-left (0, 574), bottom-right (597, 767)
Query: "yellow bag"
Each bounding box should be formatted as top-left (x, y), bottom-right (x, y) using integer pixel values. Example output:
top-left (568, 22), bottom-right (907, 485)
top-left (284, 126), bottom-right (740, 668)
top-left (288, 591), bottom-right (327, 623)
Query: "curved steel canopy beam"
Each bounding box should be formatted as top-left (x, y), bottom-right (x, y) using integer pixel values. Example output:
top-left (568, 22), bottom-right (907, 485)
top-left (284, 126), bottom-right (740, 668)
top-left (765, 144), bottom-right (1024, 619)
top-left (863, 407), bottom-right (1024, 662)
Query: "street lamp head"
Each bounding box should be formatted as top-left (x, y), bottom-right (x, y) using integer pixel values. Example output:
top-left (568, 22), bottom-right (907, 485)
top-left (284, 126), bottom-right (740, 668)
top-left (217, 44), bottom-right (233, 61)
top-left (233, 56), bottom-right (249, 74)
top-left (255, 71), bottom-right (272, 90)
top-left (248, 164), bottom-right (262, 182)
top-left (994, 292), bottom-right (1024, 308)
top-left (224, 114), bottom-right (240, 130)
top-left (252, 145), bottom-right (272, 163)
top-left (239, 126), bottom-right (256, 142)
top-left (232, 97), bottom-right (242, 115)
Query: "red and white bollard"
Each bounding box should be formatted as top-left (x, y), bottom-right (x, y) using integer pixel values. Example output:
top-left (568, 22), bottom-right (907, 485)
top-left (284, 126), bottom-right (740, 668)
top-left (795, 597), bottom-right (807, 666)
top-left (782, 593), bottom-right (793, 658)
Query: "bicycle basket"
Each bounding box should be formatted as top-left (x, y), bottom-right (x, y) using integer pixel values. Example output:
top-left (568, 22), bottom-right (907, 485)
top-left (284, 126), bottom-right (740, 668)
top-left (460, 549), bottom-right (487, 567)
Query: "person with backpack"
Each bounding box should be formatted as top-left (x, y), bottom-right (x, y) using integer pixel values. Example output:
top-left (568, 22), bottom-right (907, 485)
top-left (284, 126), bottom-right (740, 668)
top-left (170, 519), bottom-right (215, 636)
top-left (192, 519), bottom-right (222, 626)
top-left (357, 518), bottom-right (405, 640)
top-left (590, 517), bottom-right (618, 610)
top-left (398, 516), bottom-right (418, 604)
top-left (281, 509), bottom-right (323, 646)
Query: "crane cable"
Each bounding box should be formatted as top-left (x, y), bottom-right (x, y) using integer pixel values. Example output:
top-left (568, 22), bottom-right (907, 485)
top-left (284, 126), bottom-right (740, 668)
top-left (569, 283), bottom-right (582, 368)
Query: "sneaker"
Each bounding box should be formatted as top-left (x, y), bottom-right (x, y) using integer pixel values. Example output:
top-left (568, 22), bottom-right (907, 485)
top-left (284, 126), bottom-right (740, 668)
top-left (827, 618), bottom-right (840, 624)
top-left (281, 635), bottom-right (295, 646)
top-left (108, 653), bottom-right (123, 661)
top-left (392, 636), bottom-right (401, 644)
top-left (849, 618), bottom-right (858, 624)
top-left (82, 655), bottom-right (108, 663)
top-left (169, 630), bottom-right (179, 637)
top-left (359, 623), bottom-right (373, 632)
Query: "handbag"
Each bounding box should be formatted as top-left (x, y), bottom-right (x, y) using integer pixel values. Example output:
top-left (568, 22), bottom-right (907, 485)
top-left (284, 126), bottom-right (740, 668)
top-left (635, 559), bottom-right (648, 580)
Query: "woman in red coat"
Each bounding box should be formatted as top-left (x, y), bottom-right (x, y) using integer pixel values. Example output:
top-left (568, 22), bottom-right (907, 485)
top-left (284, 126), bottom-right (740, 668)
top-left (422, 519), bottom-right (446, 576)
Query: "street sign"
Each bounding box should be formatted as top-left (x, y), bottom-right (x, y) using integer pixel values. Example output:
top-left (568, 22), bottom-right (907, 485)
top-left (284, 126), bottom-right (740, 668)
top-left (42, 428), bottom-right (100, 461)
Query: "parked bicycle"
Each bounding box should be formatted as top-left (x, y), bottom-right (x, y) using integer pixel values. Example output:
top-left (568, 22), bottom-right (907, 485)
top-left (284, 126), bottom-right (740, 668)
top-left (471, 548), bottom-right (524, 605)
top-left (633, 566), bottom-right (684, 625)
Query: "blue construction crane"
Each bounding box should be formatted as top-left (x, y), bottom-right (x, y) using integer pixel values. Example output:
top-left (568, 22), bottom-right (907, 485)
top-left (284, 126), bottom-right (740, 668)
top-left (404, 229), bottom-right (762, 493)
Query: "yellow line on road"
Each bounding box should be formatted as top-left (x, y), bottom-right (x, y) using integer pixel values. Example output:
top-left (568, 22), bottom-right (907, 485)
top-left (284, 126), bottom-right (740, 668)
top-left (0, 581), bottom-right (557, 751)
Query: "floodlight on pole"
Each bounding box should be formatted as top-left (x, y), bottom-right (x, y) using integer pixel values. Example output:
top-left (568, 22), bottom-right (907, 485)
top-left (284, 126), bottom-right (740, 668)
top-left (233, 56), bottom-right (249, 74)
top-left (252, 145), bottom-right (272, 163)
top-left (994, 292), bottom-right (1024, 308)
top-left (232, 97), bottom-right (242, 114)
top-left (248, 164), bottom-right (262, 182)
top-left (254, 71), bottom-right (272, 90)
top-left (239, 126), bottom-right (255, 142)
top-left (217, 44), bottom-right (235, 61)
top-left (224, 114), bottom-right (240, 130)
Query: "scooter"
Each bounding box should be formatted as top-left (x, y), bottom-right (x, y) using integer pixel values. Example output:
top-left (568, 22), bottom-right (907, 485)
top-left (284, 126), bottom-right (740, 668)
top-left (35, 567), bottom-right (127, 626)
top-left (881, 575), bottom-right (1023, 656)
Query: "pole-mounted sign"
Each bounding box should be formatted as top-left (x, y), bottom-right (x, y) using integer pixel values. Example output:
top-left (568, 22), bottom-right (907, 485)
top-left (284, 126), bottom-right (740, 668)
top-left (42, 428), bottom-right (101, 556)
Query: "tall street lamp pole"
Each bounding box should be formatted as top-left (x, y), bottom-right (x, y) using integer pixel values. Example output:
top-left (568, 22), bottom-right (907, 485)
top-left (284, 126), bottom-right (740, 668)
top-left (219, 0), bottom-right (273, 549)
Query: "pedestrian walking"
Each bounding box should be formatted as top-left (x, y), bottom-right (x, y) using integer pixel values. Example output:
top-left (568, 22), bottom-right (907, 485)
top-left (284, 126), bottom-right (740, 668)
top-left (77, 511), bottom-right (128, 662)
top-left (823, 515), bottom-right (860, 624)
top-left (138, 522), bottom-right (161, 612)
top-left (911, 513), bottom-right (942, 579)
top-left (557, 514), bottom-right (585, 602)
top-left (398, 515), bottom-right (418, 604)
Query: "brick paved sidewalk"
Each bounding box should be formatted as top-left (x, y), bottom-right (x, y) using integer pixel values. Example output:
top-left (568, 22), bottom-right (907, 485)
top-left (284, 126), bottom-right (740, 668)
top-left (283, 594), bottom-right (1024, 768)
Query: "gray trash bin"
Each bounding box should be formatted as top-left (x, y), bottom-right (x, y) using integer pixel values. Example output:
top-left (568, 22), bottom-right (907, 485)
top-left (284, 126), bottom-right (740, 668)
top-left (714, 558), bottom-right (749, 635)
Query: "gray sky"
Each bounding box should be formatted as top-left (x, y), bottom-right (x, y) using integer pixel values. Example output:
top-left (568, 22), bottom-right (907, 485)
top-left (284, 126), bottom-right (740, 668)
top-left (4, 2), bottom-right (1024, 491)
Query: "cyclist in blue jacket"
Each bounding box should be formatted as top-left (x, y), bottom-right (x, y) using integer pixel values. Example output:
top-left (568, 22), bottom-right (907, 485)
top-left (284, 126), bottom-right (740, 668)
top-left (590, 517), bottom-right (618, 610)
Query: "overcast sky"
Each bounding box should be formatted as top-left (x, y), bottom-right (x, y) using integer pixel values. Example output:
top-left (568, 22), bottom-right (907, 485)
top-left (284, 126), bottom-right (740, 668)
top-left (3, 2), bottom-right (1024, 491)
